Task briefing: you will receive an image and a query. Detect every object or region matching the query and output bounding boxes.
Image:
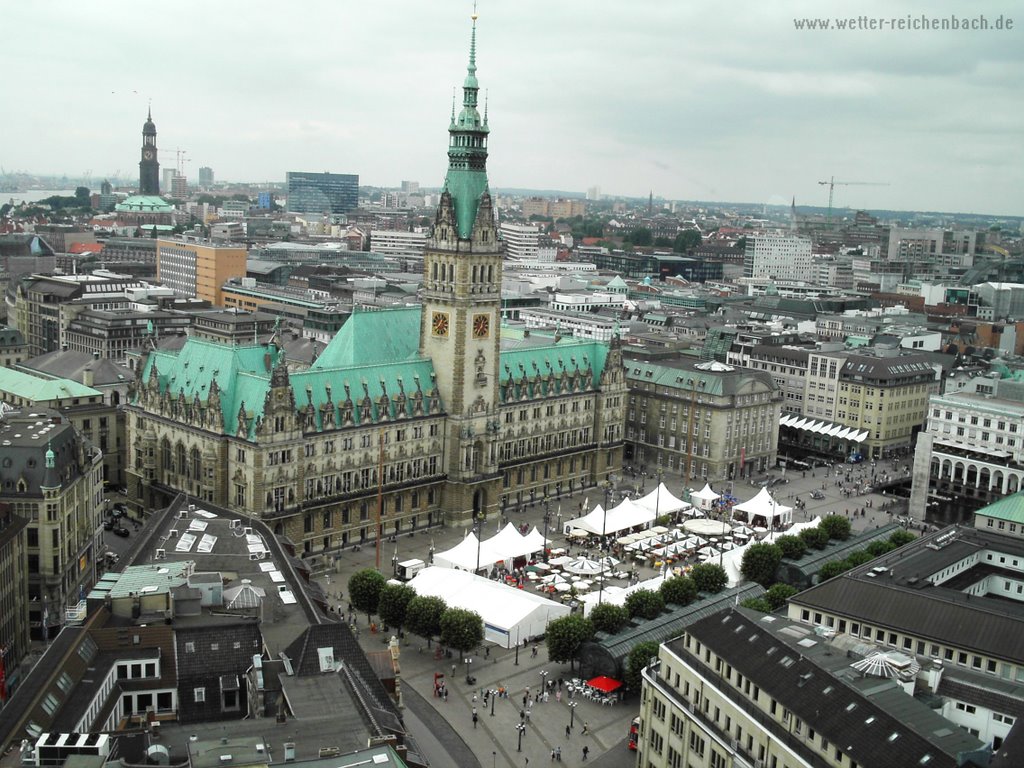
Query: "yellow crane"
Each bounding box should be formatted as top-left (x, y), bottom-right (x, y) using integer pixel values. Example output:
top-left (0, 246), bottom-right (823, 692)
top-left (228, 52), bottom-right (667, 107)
top-left (818, 176), bottom-right (889, 222)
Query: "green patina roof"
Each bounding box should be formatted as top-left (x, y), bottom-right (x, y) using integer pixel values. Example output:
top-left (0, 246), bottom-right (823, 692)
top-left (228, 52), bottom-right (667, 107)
top-left (139, 311), bottom-right (442, 438)
top-left (498, 336), bottom-right (609, 400)
top-left (311, 307), bottom-right (421, 369)
top-left (443, 15), bottom-right (491, 239)
top-left (0, 366), bottom-right (102, 401)
top-left (116, 195), bottom-right (174, 212)
top-left (975, 493), bottom-right (1024, 525)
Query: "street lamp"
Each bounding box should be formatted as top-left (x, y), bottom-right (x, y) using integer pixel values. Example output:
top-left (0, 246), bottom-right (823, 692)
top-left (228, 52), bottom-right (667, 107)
top-left (539, 669), bottom-right (549, 692)
top-left (568, 700), bottom-right (578, 728)
top-left (475, 511), bottom-right (485, 574)
top-left (490, 688), bottom-right (497, 716)
top-left (542, 494), bottom-right (551, 562)
top-left (516, 722), bottom-right (526, 752)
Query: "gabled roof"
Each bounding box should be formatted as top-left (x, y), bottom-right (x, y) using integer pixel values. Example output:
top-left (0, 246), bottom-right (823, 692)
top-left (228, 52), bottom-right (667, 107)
top-left (310, 307), bottom-right (421, 369)
top-left (0, 366), bottom-right (102, 400)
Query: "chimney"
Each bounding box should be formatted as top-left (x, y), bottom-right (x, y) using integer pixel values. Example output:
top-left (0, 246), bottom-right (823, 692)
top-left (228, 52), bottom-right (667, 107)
top-left (83, 367), bottom-right (94, 388)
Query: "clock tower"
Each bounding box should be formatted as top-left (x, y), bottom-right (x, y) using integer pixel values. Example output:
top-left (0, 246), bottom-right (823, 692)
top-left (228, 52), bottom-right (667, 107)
top-left (421, 11), bottom-right (503, 525)
top-left (139, 107), bottom-right (160, 195)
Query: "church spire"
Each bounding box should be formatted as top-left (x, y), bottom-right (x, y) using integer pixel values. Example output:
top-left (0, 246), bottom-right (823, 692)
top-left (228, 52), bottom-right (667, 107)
top-left (442, 8), bottom-right (491, 240)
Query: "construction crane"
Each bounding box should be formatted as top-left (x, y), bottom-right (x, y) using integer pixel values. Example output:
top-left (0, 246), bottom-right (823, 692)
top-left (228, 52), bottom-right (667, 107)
top-left (157, 148), bottom-right (191, 175)
top-left (818, 176), bottom-right (889, 222)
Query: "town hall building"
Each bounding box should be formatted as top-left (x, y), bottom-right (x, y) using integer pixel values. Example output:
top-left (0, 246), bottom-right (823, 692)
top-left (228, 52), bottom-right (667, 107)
top-left (124, 15), bottom-right (626, 553)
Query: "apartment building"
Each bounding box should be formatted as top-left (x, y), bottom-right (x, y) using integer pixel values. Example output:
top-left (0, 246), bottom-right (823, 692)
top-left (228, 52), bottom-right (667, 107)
top-left (743, 234), bottom-right (813, 282)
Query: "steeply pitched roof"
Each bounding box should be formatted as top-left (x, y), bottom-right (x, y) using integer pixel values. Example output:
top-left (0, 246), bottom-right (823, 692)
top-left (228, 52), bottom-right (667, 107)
top-left (310, 307), bottom-right (421, 369)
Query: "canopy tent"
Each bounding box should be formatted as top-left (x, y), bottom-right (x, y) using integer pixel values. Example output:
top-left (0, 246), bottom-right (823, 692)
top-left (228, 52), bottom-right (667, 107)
top-left (587, 675), bottom-right (622, 693)
top-left (434, 524), bottom-right (546, 571)
top-left (635, 483), bottom-right (692, 516)
top-left (409, 566), bottom-right (569, 647)
top-left (719, 540), bottom-right (753, 587)
top-left (733, 487), bottom-right (792, 528)
top-left (765, 516), bottom-right (821, 541)
top-left (690, 483), bottom-right (721, 513)
top-left (432, 531), bottom-right (482, 571)
top-left (562, 505), bottom-right (604, 536)
top-left (569, 498), bottom-right (657, 537)
top-left (579, 574), bottom-right (667, 616)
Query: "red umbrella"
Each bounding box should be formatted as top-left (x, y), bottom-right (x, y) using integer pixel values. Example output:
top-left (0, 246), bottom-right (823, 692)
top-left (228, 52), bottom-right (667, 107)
top-left (587, 675), bottom-right (622, 693)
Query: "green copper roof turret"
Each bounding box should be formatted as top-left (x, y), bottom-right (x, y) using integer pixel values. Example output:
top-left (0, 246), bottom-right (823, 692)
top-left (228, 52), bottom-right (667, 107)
top-left (443, 11), bottom-right (492, 239)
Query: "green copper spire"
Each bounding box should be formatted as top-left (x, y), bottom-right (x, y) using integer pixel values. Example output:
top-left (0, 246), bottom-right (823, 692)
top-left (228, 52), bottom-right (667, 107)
top-left (443, 10), bottom-right (491, 239)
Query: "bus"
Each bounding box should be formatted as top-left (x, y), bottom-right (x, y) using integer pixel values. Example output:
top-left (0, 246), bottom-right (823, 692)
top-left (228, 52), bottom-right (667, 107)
top-left (627, 716), bottom-right (640, 750)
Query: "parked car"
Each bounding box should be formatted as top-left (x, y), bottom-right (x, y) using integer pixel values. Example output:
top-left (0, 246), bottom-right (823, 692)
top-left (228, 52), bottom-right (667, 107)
top-left (113, 526), bottom-right (131, 538)
top-left (810, 490), bottom-right (825, 500)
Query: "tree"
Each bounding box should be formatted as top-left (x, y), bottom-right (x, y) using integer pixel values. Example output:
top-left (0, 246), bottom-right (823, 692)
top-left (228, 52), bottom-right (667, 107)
top-left (377, 583), bottom-right (415, 634)
top-left (820, 514), bottom-right (852, 541)
top-left (660, 575), bottom-right (698, 606)
top-left (347, 568), bottom-right (386, 622)
top-left (589, 602), bottom-right (629, 635)
top-left (799, 526), bottom-right (830, 550)
top-left (628, 227), bottom-right (653, 246)
top-left (817, 560), bottom-right (851, 581)
top-left (439, 607), bottom-right (484, 659)
top-left (75, 186), bottom-right (91, 200)
top-left (774, 534), bottom-right (807, 560)
top-left (845, 549), bottom-right (875, 567)
top-left (544, 615), bottom-right (594, 671)
top-left (866, 540), bottom-right (895, 557)
top-left (625, 589), bottom-right (665, 620)
top-left (765, 583), bottom-right (799, 610)
top-left (673, 229), bottom-right (702, 253)
top-left (654, 236), bottom-right (673, 248)
top-left (405, 595), bottom-right (447, 643)
top-left (624, 641), bottom-right (660, 693)
top-left (690, 563), bottom-right (728, 594)
top-left (889, 530), bottom-right (917, 547)
top-left (740, 543), bottom-right (783, 587)
top-left (734, 235), bottom-right (748, 251)
top-left (741, 597), bottom-right (773, 613)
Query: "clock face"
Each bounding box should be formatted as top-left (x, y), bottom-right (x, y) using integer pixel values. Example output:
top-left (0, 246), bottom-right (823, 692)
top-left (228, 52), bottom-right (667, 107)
top-left (431, 311), bottom-right (450, 337)
top-left (143, 149), bottom-right (154, 160)
top-left (472, 313), bottom-right (490, 339)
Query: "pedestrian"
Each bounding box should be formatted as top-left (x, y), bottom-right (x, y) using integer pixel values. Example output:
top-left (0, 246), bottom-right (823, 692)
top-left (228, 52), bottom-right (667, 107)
top-left (555, 746), bottom-right (562, 762)
top-left (523, 694), bottom-right (528, 707)
top-left (485, 646), bottom-right (490, 658)
top-left (520, 709), bottom-right (526, 722)
top-left (472, 709), bottom-right (478, 729)
top-left (582, 745), bottom-right (589, 761)
top-left (550, 749), bottom-right (555, 762)
top-left (582, 721), bottom-right (589, 735)
top-left (565, 724), bottom-right (571, 738)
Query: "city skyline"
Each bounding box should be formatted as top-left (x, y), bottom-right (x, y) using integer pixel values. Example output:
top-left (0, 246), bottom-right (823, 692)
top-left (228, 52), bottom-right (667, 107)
top-left (4, 0), bottom-right (1022, 216)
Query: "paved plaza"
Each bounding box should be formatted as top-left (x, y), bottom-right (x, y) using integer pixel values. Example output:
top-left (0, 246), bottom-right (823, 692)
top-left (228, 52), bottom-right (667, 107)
top-left (317, 459), bottom-right (915, 767)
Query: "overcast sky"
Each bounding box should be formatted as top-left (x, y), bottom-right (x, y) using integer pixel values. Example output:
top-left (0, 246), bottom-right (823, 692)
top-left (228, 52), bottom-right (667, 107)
top-left (6, 0), bottom-right (1022, 215)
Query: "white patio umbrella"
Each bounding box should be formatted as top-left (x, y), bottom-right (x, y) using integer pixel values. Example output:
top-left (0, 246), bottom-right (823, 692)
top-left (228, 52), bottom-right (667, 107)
top-left (698, 546), bottom-right (722, 558)
top-left (564, 557), bottom-right (606, 576)
top-left (597, 555), bottom-right (621, 569)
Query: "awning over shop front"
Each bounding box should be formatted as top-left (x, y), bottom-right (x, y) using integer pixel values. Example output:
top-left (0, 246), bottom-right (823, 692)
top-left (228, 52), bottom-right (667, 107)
top-left (779, 415), bottom-right (868, 443)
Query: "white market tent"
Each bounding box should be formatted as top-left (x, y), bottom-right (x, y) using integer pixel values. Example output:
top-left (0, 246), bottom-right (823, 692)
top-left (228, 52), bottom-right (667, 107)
top-left (635, 483), bottom-right (692, 516)
top-left (408, 566), bottom-right (569, 647)
top-left (433, 531), bottom-right (481, 571)
top-left (433, 524), bottom-right (546, 571)
top-left (765, 516), bottom-right (822, 541)
top-left (690, 483), bottom-right (721, 513)
top-left (562, 505), bottom-right (605, 535)
top-left (733, 487), bottom-right (793, 528)
top-left (579, 574), bottom-right (667, 616)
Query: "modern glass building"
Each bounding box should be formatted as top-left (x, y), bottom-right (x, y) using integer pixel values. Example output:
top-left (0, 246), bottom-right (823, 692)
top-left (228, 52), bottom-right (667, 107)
top-left (286, 171), bottom-right (359, 215)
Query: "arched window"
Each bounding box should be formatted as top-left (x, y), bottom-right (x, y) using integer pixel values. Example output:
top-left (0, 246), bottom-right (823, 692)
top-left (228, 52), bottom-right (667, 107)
top-left (176, 443), bottom-right (186, 476)
top-left (190, 447), bottom-right (201, 480)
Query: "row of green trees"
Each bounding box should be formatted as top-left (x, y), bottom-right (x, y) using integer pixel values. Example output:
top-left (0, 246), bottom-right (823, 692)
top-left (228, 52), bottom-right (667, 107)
top-left (543, 563), bottom-right (730, 692)
top-left (347, 569), bottom-right (483, 657)
top-left (739, 526), bottom-right (916, 614)
top-left (739, 514), bottom-right (854, 587)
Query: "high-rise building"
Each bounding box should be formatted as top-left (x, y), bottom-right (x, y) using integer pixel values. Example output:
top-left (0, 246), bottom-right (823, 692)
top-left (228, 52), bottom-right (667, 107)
top-left (162, 168), bottom-right (175, 195)
top-left (286, 171), bottom-right (359, 215)
top-left (499, 221), bottom-right (542, 260)
top-left (171, 174), bottom-right (188, 199)
top-left (198, 166), bottom-right (214, 186)
top-left (156, 239), bottom-right (247, 306)
top-left (743, 234), bottom-right (813, 282)
top-left (139, 107), bottom-right (160, 195)
top-left (125, 12), bottom-right (625, 549)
